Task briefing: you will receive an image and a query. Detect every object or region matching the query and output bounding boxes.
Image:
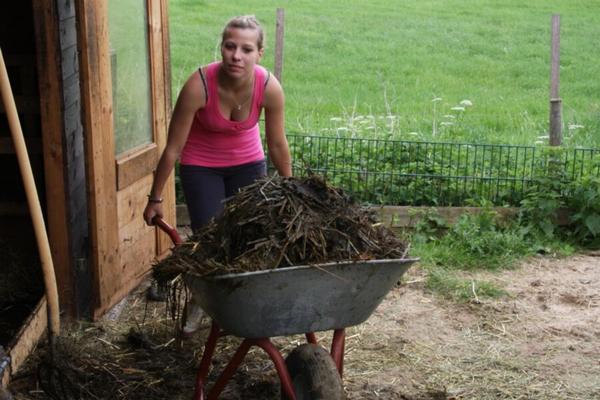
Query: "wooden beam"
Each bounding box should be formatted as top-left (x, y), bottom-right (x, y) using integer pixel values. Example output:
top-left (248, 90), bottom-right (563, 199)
top-left (32, 0), bottom-right (75, 315)
top-left (150, 0), bottom-right (176, 256)
top-left (92, 176), bottom-right (156, 317)
top-left (115, 142), bottom-right (158, 190)
top-left (377, 206), bottom-right (519, 228)
top-left (274, 8), bottom-right (285, 83)
top-left (550, 15), bottom-right (561, 99)
top-left (549, 14), bottom-right (562, 146)
top-left (2, 297), bottom-right (47, 387)
top-left (75, 0), bottom-right (120, 320)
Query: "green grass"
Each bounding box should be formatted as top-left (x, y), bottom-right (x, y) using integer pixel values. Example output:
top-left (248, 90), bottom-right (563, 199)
top-left (407, 204), bottom-right (578, 300)
top-left (168, 0), bottom-right (600, 147)
top-left (424, 268), bottom-right (507, 302)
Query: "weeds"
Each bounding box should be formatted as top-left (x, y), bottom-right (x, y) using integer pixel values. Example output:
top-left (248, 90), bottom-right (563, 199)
top-left (425, 268), bottom-right (506, 302)
top-left (409, 199), bottom-right (577, 301)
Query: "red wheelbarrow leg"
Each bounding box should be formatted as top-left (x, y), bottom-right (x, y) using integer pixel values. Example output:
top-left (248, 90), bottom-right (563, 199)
top-left (305, 332), bottom-right (317, 344)
top-left (193, 322), bottom-right (221, 400)
top-left (330, 328), bottom-right (346, 377)
top-left (200, 337), bottom-right (296, 400)
top-left (254, 338), bottom-right (296, 400)
top-left (206, 338), bottom-right (254, 400)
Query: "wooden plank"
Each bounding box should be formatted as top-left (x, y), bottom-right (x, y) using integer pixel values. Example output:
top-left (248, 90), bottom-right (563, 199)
top-left (75, 0), bottom-right (120, 320)
top-left (117, 174), bottom-right (153, 227)
top-left (161, 0), bottom-right (172, 115)
top-left (550, 15), bottom-right (561, 99)
top-left (93, 176), bottom-right (156, 317)
top-left (150, 0), bottom-right (176, 256)
top-left (549, 15), bottom-right (562, 147)
top-left (2, 297), bottom-right (47, 387)
top-left (377, 206), bottom-right (519, 228)
top-left (32, 0), bottom-right (75, 314)
top-left (115, 142), bottom-right (157, 190)
top-left (274, 8), bottom-right (285, 83)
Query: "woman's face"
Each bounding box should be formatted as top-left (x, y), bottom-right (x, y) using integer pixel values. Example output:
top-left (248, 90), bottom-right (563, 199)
top-left (220, 28), bottom-right (264, 78)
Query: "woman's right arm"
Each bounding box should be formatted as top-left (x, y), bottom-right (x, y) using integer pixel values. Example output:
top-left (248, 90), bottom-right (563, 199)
top-left (143, 71), bottom-right (205, 225)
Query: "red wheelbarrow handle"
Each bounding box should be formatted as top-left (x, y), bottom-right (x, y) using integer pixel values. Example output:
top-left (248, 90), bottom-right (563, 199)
top-left (152, 216), bottom-right (183, 246)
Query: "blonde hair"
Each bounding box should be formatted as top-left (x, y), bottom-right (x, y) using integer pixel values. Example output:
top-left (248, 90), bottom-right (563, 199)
top-left (221, 15), bottom-right (265, 49)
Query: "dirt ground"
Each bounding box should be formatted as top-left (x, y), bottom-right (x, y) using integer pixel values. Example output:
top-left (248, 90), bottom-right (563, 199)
top-left (8, 252), bottom-right (600, 399)
top-left (342, 252), bottom-right (600, 400)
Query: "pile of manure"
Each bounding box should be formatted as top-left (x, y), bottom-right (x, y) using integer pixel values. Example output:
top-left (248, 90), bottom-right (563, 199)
top-left (153, 174), bottom-right (408, 283)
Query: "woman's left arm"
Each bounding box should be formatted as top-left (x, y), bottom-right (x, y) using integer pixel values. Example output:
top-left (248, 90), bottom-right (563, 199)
top-left (263, 75), bottom-right (292, 177)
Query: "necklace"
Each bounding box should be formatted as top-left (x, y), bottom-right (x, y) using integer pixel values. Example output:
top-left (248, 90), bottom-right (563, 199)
top-left (233, 76), bottom-right (255, 111)
top-left (235, 96), bottom-right (251, 110)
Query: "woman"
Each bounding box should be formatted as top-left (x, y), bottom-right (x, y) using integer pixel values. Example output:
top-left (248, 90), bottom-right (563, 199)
top-left (143, 15), bottom-right (292, 335)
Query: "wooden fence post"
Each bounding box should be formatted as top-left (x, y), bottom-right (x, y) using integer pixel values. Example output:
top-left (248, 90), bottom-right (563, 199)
top-left (274, 8), bottom-right (285, 83)
top-left (549, 14), bottom-right (562, 146)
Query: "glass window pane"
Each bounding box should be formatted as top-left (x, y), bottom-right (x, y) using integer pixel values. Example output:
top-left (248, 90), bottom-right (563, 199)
top-left (108, 0), bottom-right (153, 155)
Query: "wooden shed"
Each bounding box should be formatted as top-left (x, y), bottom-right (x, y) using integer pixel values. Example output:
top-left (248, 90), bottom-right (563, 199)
top-left (0, 0), bottom-right (175, 366)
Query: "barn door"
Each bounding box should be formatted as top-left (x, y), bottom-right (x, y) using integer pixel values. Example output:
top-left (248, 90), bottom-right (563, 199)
top-left (76, 0), bottom-right (175, 319)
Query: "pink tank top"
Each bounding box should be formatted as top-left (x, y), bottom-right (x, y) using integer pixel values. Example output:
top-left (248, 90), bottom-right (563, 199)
top-left (180, 62), bottom-right (266, 167)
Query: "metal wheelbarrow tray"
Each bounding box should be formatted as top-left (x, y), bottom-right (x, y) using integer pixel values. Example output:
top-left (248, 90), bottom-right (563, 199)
top-left (155, 218), bottom-right (417, 399)
top-left (186, 258), bottom-right (418, 339)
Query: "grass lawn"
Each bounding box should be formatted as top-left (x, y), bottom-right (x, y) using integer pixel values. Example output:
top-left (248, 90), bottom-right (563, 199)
top-left (168, 0), bottom-right (600, 147)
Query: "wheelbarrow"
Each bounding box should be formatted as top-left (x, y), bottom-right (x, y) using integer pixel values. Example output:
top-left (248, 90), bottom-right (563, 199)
top-left (154, 218), bottom-right (418, 400)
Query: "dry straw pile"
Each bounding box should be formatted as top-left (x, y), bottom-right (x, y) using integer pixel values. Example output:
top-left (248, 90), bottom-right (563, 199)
top-left (153, 175), bottom-right (408, 282)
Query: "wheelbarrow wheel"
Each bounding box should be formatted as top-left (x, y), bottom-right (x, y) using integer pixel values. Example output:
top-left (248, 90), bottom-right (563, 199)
top-left (283, 344), bottom-right (345, 400)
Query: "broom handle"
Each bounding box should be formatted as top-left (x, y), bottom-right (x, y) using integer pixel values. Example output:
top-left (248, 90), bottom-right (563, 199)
top-left (0, 48), bottom-right (60, 336)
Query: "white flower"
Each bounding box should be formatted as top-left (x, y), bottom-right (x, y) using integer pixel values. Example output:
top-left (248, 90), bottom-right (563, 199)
top-left (443, 115), bottom-right (456, 119)
top-left (432, 97), bottom-right (442, 102)
top-left (408, 132), bottom-right (420, 136)
top-left (568, 124), bottom-right (584, 130)
top-left (537, 135), bottom-right (549, 139)
top-left (337, 127), bottom-right (349, 132)
top-left (330, 117), bottom-right (342, 122)
top-left (535, 140), bottom-right (544, 144)
top-left (451, 106), bottom-right (465, 111)
top-left (440, 122), bottom-right (454, 126)
top-left (460, 99), bottom-right (473, 106)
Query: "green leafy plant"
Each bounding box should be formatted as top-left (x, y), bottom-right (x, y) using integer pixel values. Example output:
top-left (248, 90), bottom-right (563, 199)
top-left (566, 176), bottom-right (600, 246)
top-left (409, 207), bottom-right (449, 244)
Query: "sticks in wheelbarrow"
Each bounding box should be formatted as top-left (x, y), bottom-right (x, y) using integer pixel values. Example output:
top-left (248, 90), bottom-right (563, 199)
top-left (0, 48), bottom-right (60, 338)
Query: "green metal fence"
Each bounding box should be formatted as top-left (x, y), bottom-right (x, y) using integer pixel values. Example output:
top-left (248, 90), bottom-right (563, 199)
top-left (279, 135), bottom-right (600, 206)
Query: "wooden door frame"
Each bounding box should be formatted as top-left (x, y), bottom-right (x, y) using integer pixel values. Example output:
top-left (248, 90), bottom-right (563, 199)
top-left (32, 0), bottom-right (82, 317)
top-left (75, 0), bottom-right (174, 319)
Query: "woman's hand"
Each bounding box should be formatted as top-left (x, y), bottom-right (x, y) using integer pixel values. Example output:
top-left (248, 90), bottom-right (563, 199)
top-left (143, 201), bottom-right (164, 226)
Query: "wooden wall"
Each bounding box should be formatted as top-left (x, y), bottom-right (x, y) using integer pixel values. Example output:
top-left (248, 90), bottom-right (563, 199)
top-left (2, 0), bottom-right (175, 320)
top-left (32, 0), bottom-right (91, 317)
